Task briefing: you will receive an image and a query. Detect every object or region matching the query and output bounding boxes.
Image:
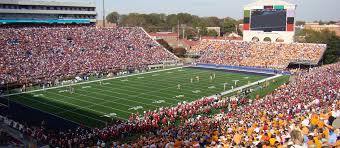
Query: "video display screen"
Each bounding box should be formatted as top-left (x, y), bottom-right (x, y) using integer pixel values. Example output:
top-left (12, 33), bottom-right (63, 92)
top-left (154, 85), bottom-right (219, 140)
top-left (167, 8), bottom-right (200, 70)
top-left (250, 9), bottom-right (287, 32)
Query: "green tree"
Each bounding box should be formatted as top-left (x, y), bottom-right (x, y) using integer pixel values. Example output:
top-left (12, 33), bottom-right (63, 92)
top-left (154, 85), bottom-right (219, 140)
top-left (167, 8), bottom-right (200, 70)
top-left (327, 21), bottom-right (337, 25)
top-left (166, 14), bottom-right (178, 28)
top-left (106, 11), bottom-right (120, 24)
top-left (203, 17), bottom-right (220, 27)
top-left (198, 27), bottom-right (208, 36)
top-left (177, 13), bottom-right (193, 25)
top-left (221, 19), bottom-right (236, 34)
top-left (191, 15), bottom-right (204, 28)
top-left (184, 27), bottom-right (198, 39)
top-left (207, 30), bottom-right (218, 37)
top-left (120, 13), bottom-right (146, 27)
top-left (318, 20), bottom-right (326, 25)
top-left (295, 21), bottom-right (305, 26)
top-left (296, 29), bottom-right (340, 64)
top-left (237, 28), bottom-right (243, 36)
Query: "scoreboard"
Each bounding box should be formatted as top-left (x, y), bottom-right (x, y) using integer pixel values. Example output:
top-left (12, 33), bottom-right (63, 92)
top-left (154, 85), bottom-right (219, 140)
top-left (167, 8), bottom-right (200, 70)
top-left (243, 1), bottom-right (297, 43)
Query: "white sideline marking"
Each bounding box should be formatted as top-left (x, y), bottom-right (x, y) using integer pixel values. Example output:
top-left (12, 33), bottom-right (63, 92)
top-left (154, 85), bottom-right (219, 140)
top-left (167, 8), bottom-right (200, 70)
top-left (33, 94), bottom-right (44, 97)
top-left (192, 90), bottom-right (201, 93)
top-left (137, 77), bottom-right (144, 79)
top-left (208, 86), bottom-right (216, 89)
top-left (178, 70), bottom-right (185, 72)
top-left (40, 90), bottom-right (134, 119)
top-left (14, 94), bottom-right (107, 126)
top-left (152, 100), bottom-right (165, 104)
top-left (58, 90), bottom-right (69, 93)
top-left (175, 95), bottom-right (184, 98)
top-left (152, 74), bottom-right (160, 76)
top-left (1, 66), bottom-right (184, 97)
top-left (103, 82), bottom-right (110, 85)
top-left (82, 86), bottom-right (92, 89)
top-left (102, 113), bottom-right (117, 118)
top-left (121, 79), bottom-right (129, 82)
top-left (128, 106), bottom-right (143, 110)
top-left (209, 74), bottom-right (283, 97)
top-left (166, 72), bottom-right (173, 74)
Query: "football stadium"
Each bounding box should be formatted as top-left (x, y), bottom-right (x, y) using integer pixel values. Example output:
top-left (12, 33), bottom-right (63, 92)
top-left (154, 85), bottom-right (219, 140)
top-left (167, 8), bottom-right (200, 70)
top-left (0, 0), bottom-right (339, 147)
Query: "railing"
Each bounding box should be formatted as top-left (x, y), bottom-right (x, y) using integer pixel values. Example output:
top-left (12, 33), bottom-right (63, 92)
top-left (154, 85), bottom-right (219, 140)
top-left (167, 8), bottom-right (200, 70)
top-left (196, 63), bottom-right (291, 75)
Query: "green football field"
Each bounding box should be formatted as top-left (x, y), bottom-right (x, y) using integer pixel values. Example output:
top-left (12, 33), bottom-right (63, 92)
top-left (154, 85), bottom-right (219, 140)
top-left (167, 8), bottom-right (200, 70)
top-left (3, 67), bottom-right (269, 127)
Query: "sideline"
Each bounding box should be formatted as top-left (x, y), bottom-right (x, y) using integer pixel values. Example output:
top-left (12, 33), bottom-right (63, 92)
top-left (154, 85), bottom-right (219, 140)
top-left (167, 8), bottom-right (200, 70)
top-left (209, 74), bottom-right (282, 97)
top-left (1, 66), bottom-right (184, 97)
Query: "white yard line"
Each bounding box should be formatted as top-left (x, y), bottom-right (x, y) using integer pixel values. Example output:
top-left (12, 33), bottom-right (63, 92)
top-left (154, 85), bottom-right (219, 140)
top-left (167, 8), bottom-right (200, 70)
top-left (59, 87), bottom-right (161, 108)
top-left (209, 74), bottom-right (283, 97)
top-left (1, 66), bottom-right (184, 97)
top-left (41, 69), bottom-right (212, 111)
top-left (92, 73), bottom-right (248, 102)
top-left (45, 68), bottom-right (266, 116)
top-left (55, 99), bottom-right (118, 115)
top-left (85, 69), bottom-right (252, 102)
top-left (3, 66), bottom-right (279, 126)
top-left (40, 90), bottom-right (134, 115)
top-left (51, 68), bottom-right (262, 119)
top-left (13, 95), bottom-right (108, 125)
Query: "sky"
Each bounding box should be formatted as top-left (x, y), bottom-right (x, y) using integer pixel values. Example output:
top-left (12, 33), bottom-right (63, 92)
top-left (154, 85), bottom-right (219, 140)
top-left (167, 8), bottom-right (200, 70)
top-left (67, 0), bottom-right (339, 21)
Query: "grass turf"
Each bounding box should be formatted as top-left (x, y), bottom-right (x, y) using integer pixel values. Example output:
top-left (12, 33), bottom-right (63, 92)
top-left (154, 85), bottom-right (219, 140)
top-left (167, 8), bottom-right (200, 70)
top-left (5, 67), bottom-right (269, 127)
top-left (247, 75), bottom-right (290, 100)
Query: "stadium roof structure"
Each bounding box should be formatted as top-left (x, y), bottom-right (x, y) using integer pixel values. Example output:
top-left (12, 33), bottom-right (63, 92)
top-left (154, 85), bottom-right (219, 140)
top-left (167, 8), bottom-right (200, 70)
top-left (244, 0), bottom-right (295, 9)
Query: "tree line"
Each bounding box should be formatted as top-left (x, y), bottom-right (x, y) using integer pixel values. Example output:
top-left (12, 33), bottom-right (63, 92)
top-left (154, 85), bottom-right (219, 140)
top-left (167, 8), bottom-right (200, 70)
top-left (107, 11), bottom-right (339, 64)
top-left (106, 11), bottom-right (243, 38)
top-left (296, 29), bottom-right (340, 64)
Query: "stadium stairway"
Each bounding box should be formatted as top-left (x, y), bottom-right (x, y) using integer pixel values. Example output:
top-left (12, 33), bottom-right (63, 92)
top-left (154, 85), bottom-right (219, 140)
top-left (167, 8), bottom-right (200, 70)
top-left (0, 123), bottom-right (29, 147)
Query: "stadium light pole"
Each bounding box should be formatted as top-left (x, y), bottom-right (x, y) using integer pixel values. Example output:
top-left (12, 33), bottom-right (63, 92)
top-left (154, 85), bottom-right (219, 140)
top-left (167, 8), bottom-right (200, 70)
top-left (102, 0), bottom-right (105, 27)
top-left (177, 20), bottom-right (180, 41)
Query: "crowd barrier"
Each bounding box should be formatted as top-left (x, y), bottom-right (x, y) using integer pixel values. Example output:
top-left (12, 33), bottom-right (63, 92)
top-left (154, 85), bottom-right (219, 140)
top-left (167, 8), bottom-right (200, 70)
top-left (196, 63), bottom-right (291, 75)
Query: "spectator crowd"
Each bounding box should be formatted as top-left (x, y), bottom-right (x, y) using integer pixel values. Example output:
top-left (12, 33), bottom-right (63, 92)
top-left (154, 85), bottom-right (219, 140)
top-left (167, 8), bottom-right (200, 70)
top-left (0, 25), bottom-right (338, 147)
top-left (128, 62), bottom-right (340, 147)
top-left (190, 40), bottom-right (326, 69)
top-left (0, 26), bottom-right (177, 85)
top-left (1, 62), bottom-right (339, 147)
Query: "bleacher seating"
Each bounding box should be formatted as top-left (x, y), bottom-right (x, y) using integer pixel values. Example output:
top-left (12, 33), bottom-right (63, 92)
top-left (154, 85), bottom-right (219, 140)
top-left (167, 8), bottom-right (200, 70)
top-left (0, 26), bottom-right (178, 85)
top-left (190, 40), bottom-right (326, 69)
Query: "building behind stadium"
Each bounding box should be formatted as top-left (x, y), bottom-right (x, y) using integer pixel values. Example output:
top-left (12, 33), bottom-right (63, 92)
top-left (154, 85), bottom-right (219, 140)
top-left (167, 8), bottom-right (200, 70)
top-left (305, 22), bottom-right (340, 37)
top-left (0, 0), bottom-right (96, 24)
